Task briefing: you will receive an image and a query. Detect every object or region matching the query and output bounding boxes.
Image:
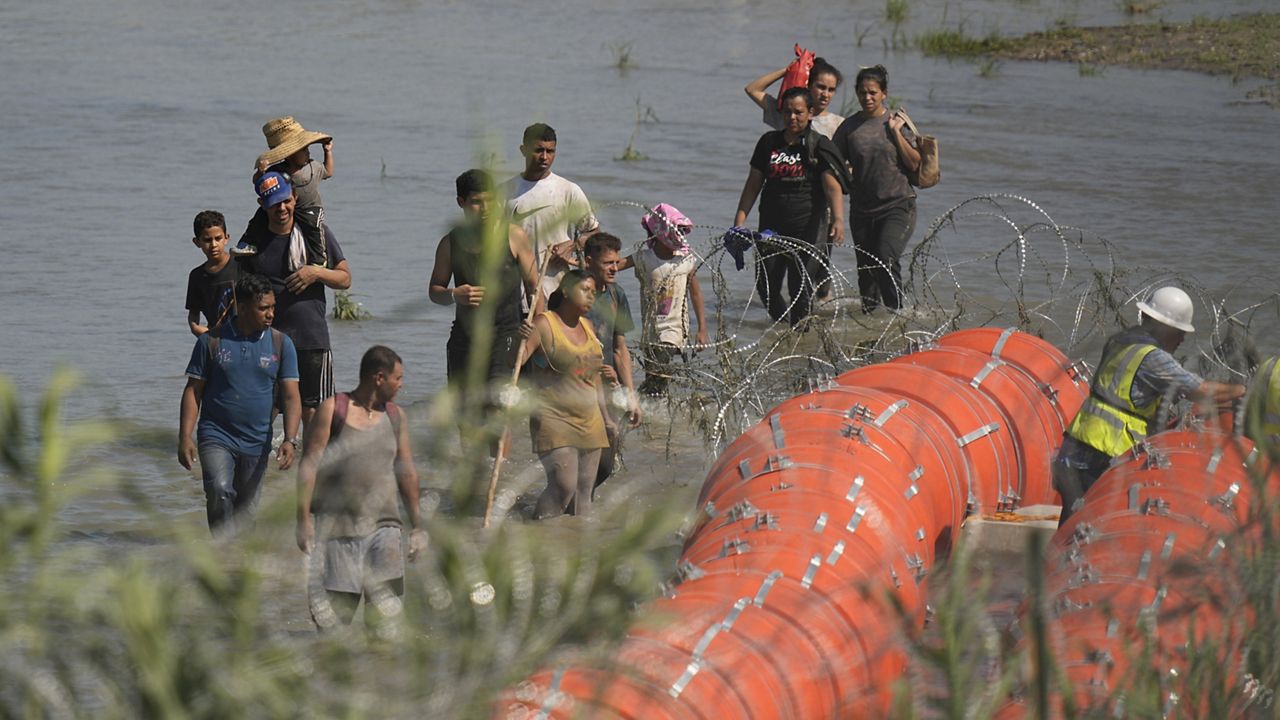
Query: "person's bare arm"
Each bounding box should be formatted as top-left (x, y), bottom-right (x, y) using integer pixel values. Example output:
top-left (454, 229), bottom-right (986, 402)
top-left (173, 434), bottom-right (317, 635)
top-left (1189, 380), bottom-right (1248, 411)
top-left (286, 259), bottom-right (352, 294)
top-left (393, 408), bottom-right (427, 561)
top-left (510, 225), bottom-right (545, 314)
top-left (427, 233), bottom-right (484, 306)
top-left (745, 65), bottom-right (788, 109)
top-left (734, 168), bottom-right (767, 228)
top-left (617, 254), bottom-right (636, 272)
top-left (278, 380), bottom-right (300, 470)
top-left (321, 139), bottom-right (334, 178)
top-left (888, 112), bottom-right (922, 175)
top-left (188, 309), bottom-right (208, 337)
top-left (614, 335), bottom-right (641, 427)
top-left (296, 396), bottom-right (334, 553)
top-left (178, 378), bottom-right (204, 469)
top-left (822, 170), bottom-right (846, 245)
top-left (688, 272), bottom-right (709, 347)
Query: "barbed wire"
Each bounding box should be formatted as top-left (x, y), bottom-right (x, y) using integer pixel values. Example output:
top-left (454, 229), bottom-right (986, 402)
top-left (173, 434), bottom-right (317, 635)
top-left (589, 196), bottom-right (1280, 449)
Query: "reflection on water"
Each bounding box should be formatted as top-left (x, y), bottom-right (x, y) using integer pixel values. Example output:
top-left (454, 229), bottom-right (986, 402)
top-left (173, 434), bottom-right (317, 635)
top-left (2, 0), bottom-right (1278, 560)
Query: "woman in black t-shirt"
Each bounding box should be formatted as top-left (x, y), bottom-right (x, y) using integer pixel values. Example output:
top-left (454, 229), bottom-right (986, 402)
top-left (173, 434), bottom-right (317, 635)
top-left (733, 87), bottom-right (846, 327)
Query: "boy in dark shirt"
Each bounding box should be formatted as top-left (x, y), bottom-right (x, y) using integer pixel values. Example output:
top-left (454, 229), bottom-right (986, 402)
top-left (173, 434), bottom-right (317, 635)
top-left (185, 210), bottom-right (238, 336)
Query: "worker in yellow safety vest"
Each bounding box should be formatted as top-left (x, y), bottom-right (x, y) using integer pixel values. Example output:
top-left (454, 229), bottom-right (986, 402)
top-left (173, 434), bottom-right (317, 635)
top-left (1053, 286), bottom-right (1246, 525)
top-left (1245, 355), bottom-right (1280, 452)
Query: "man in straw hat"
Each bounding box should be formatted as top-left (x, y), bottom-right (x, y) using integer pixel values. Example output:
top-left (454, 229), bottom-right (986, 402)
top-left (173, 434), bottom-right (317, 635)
top-left (232, 116), bottom-right (334, 267)
top-left (237, 171), bottom-right (352, 435)
top-left (1053, 286), bottom-right (1245, 525)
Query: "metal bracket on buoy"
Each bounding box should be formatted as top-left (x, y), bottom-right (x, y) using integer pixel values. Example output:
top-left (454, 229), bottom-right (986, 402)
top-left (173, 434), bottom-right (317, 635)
top-left (846, 505), bottom-right (867, 532)
top-left (957, 423), bottom-right (1000, 447)
top-left (845, 403), bottom-right (874, 421)
top-left (770, 414), bottom-right (786, 449)
top-left (1068, 566), bottom-right (1099, 589)
top-left (1136, 551), bottom-right (1152, 581)
top-left (905, 466), bottom-right (923, 499)
top-left (825, 540), bottom-right (846, 566)
top-left (991, 327), bottom-right (1016, 358)
top-left (675, 560), bottom-right (705, 583)
top-left (840, 422), bottom-right (866, 443)
top-left (846, 475), bottom-right (865, 502)
top-left (1142, 450), bottom-right (1170, 470)
top-left (1208, 538), bottom-right (1226, 560)
top-left (969, 359), bottom-right (1004, 389)
top-left (906, 554), bottom-right (927, 583)
top-left (724, 500), bottom-right (759, 522)
top-left (753, 571), bottom-right (782, 607)
top-left (534, 668), bottom-right (567, 720)
top-left (813, 513), bottom-right (828, 533)
top-left (720, 537), bottom-right (750, 557)
top-left (1211, 482), bottom-right (1240, 511)
top-left (874, 400), bottom-right (908, 428)
top-left (1160, 533), bottom-right (1175, 559)
top-left (1206, 447), bottom-right (1224, 474)
top-left (801, 554), bottom-right (822, 589)
top-left (751, 512), bottom-right (779, 531)
top-left (1140, 497), bottom-right (1169, 516)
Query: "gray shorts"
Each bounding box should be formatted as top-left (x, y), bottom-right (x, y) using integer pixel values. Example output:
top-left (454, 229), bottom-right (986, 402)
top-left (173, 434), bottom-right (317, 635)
top-left (311, 525), bottom-right (404, 595)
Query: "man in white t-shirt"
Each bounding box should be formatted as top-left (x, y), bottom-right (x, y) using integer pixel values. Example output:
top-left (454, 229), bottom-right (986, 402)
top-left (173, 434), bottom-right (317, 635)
top-left (504, 123), bottom-right (600, 299)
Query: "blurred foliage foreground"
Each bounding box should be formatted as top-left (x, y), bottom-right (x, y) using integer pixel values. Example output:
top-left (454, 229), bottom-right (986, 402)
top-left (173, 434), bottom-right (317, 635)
top-left (0, 370), bottom-right (684, 719)
top-left (6, 368), bottom-right (1280, 719)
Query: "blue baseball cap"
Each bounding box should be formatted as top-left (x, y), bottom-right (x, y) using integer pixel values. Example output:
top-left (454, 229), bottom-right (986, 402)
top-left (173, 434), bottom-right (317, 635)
top-left (255, 171), bottom-right (293, 207)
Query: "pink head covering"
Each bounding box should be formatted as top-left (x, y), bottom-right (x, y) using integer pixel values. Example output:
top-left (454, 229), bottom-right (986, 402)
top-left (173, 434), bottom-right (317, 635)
top-left (641, 202), bottom-right (693, 255)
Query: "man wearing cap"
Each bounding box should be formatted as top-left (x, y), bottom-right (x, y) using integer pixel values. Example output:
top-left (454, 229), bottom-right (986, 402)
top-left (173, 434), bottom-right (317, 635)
top-left (1053, 286), bottom-right (1246, 525)
top-left (239, 171), bottom-right (352, 433)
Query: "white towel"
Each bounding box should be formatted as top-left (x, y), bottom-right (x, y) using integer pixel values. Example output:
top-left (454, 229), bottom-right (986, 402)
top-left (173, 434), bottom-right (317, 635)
top-left (287, 225), bottom-right (307, 273)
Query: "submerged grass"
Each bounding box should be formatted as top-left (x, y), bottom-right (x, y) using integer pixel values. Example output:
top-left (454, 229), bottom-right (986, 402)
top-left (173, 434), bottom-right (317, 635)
top-left (920, 12), bottom-right (1280, 83)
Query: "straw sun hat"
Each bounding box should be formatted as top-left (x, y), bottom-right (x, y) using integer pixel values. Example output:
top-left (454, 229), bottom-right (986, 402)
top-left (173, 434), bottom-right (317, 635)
top-left (256, 116), bottom-right (331, 167)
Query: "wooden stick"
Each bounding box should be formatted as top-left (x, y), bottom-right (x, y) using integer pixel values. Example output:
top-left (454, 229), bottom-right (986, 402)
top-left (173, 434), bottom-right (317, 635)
top-left (482, 246), bottom-right (556, 528)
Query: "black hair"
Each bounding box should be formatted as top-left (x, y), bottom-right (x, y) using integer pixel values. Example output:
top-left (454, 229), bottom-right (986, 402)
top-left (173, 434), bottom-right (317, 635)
top-left (809, 57), bottom-right (843, 87)
top-left (547, 268), bottom-right (593, 311)
top-left (584, 232), bottom-right (622, 258)
top-left (359, 345), bottom-right (403, 381)
top-left (780, 86), bottom-right (815, 110)
top-left (193, 210), bottom-right (227, 237)
top-left (522, 123), bottom-right (557, 147)
top-left (455, 168), bottom-right (495, 199)
top-left (855, 64), bottom-right (889, 92)
top-left (233, 273), bottom-right (274, 306)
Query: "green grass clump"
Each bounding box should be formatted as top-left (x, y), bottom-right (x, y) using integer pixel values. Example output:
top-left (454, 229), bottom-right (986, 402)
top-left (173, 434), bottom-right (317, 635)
top-left (332, 289), bottom-right (372, 320)
top-left (917, 28), bottom-right (1011, 58)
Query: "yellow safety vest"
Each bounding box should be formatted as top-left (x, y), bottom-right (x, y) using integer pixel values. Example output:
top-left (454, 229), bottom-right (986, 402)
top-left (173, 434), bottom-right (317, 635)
top-left (1067, 342), bottom-right (1159, 457)
top-left (1245, 356), bottom-right (1280, 446)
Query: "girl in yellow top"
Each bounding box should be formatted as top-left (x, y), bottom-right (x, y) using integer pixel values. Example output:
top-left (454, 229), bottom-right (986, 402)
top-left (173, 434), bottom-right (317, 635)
top-left (522, 270), bottom-right (615, 518)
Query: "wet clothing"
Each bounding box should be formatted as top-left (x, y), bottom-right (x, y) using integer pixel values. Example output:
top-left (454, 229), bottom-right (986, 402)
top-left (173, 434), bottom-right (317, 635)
top-left (529, 313), bottom-right (609, 453)
top-left (311, 411), bottom-right (403, 537)
top-left (586, 283), bottom-right (635, 368)
top-left (504, 171), bottom-right (599, 298)
top-left (634, 246), bottom-right (698, 347)
top-left (185, 323), bottom-right (298, 455)
top-left (444, 221), bottom-right (526, 404)
top-left (446, 221), bottom-right (525, 339)
top-left (198, 442), bottom-right (270, 532)
top-left (237, 222), bottom-right (345, 351)
top-left (849, 200), bottom-right (914, 311)
top-left (748, 128), bottom-right (843, 325)
top-left (185, 260), bottom-right (238, 330)
top-left (833, 112), bottom-right (918, 311)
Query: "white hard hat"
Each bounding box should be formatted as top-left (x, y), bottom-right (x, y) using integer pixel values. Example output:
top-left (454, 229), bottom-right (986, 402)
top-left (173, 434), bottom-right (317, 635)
top-left (1136, 286), bottom-right (1195, 333)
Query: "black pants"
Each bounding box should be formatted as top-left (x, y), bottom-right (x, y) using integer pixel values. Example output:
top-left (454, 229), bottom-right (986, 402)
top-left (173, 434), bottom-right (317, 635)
top-left (850, 199), bottom-right (915, 311)
top-left (754, 216), bottom-right (828, 326)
